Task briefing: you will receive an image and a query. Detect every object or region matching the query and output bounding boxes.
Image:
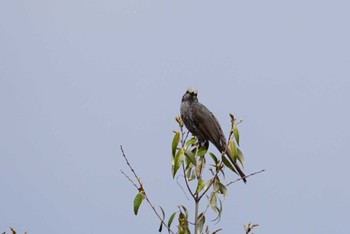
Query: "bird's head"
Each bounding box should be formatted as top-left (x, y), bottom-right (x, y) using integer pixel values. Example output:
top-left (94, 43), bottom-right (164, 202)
top-left (182, 87), bottom-right (198, 103)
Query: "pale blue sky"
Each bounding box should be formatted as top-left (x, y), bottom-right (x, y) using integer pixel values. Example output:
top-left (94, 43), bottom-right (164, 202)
top-left (1, 0), bottom-right (350, 233)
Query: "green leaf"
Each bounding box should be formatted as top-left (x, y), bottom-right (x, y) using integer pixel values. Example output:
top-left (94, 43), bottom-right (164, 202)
top-left (185, 167), bottom-right (196, 181)
top-left (184, 149), bottom-right (197, 166)
top-left (229, 139), bottom-right (238, 162)
top-left (237, 148), bottom-right (245, 168)
top-left (185, 137), bottom-right (196, 148)
top-left (204, 178), bottom-right (213, 191)
top-left (178, 212), bottom-right (190, 234)
top-left (196, 155), bottom-right (206, 178)
top-left (159, 206), bottom-right (165, 232)
top-left (209, 152), bottom-right (218, 165)
top-left (133, 192), bottom-right (144, 215)
top-left (167, 212), bottom-right (177, 230)
top-left (219, 183), bottom-right (228, 198)
top-left (173, 148), bottom-right (185, 178)
top-left (233, 124), bottom-right (240, 146)
top-left (205, 225), bottom-right (209, 233)
top-left (209, 192), bottom-right (218, 211)
top-left (172, 132), bottom-right (180, 158)
top-left (212, 228), bottom-right (223, 233)
top-left (160, 206), bottom-right (165, 219)
top-left (184, 155), bottom-right (193, 171)
top-left (213, 177), bottom-right (220, 192)
top-left (195, 178), bottom-right (205, 194)
top-left (180, 205), bottom-right (189, 218)
top-left (197, 147), bottom-right (208, 157)
top-left (196, 213), bottom-right (206, 234)
top-left (212, 199), bottom-right (223, 223)
top-left (222, 155), bottom-right (237, 174)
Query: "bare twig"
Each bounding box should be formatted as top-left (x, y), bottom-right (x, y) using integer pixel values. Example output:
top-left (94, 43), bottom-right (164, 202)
top-left (176, 175), bottom-right (190, 200)
top-left (120, 145), bottom-right (175, 234)
top-left (226, 169), bottom-right (265, 187)
top-left (182, 131), bottom-right (189, 146)
top-left (208, 169), bottom-right (266, 198)
top-left (121, 170), bottom-right (138, 190)
top-left (120, 145), bottom-right (139, 185)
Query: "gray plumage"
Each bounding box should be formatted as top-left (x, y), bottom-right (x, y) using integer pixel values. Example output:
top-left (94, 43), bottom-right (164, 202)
top-left (180, 88), bottom-right (247, 183)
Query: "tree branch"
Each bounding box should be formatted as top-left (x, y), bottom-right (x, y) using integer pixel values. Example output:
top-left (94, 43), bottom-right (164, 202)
top-left (120, 145), bottom-right (175, 234)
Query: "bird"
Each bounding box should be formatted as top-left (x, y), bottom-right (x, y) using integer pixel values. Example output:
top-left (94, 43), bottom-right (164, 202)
top-left (180, 87), bottom-right (247, 183)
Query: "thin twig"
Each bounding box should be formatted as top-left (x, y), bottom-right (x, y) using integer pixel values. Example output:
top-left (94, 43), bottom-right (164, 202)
top-left (209, 169), bottom-right (266, 198)
top-left (120, 145), bottom-right (175, 234)
top-left (176, 175), bottom-right (190, 200)
top-left (184, 131), bottom-right (189, 145)
top-left (121, 170), bottom-right (138, 190)
top-left (143, 194), bottom-right (176, 234)
top-left (226, 169), bottom-right (265, 187)
top-left (120, 145), bottom-right (139, 184)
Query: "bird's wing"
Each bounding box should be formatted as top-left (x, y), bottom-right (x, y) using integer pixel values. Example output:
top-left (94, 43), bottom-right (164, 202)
top-left (193, 102), bottom-right (247, 183)
top-left (193, 103), bottom-right (227, 151)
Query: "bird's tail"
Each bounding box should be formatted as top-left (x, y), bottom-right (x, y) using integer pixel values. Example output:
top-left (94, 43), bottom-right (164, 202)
top-left (226, 147), bottom-right (247, 183)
